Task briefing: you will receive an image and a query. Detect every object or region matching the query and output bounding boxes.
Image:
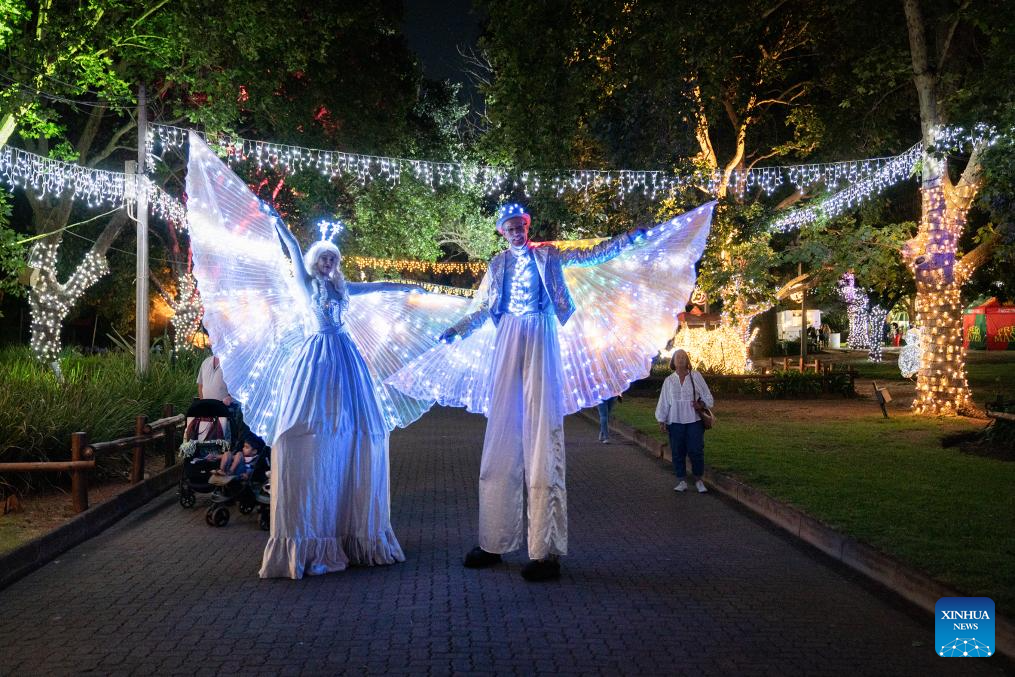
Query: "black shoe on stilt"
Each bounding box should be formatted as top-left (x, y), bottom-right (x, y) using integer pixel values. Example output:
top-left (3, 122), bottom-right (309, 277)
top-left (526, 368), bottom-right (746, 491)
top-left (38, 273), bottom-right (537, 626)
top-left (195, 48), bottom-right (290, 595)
top-left (463, 546), bottom-right (502, 568)
top-left (521, 558), bottom-right (560, 582)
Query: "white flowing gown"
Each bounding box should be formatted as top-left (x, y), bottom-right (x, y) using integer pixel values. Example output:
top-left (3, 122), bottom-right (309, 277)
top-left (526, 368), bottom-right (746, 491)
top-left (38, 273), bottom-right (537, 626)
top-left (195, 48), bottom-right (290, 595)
top-left (259, 284), bottom-right (404, 579)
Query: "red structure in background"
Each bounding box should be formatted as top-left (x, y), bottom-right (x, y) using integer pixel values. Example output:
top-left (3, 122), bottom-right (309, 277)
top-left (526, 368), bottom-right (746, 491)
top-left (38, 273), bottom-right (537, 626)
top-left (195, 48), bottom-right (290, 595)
top-left (677, 306), bottom-right (722, 329)
top-left (963, 297), bottom-right (1015, 350)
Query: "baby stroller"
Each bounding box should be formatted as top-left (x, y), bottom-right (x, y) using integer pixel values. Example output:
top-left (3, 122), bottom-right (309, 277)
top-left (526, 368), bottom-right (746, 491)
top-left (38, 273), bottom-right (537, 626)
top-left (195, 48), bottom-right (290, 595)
top-left (205, 432), bottom-right (271, 530)
top-left (177, 399), bottom-right (233, 509)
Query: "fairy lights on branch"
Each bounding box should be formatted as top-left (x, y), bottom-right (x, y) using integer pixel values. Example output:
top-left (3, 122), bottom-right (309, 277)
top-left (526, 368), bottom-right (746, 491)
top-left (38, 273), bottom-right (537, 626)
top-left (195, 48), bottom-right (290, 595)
top-left (769, 144), bottom-right (922, 231)
top-left (155, 272), bottom-right (204, 353)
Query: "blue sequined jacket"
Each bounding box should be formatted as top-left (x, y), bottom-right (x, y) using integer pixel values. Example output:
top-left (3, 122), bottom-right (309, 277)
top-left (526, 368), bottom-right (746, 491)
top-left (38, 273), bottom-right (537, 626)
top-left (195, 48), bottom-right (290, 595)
top-left (452, 232), bottom-right (637, 338)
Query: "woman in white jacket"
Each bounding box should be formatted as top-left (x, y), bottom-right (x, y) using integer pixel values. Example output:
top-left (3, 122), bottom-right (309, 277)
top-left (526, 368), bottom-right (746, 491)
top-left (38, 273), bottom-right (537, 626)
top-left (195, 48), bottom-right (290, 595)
top-left (655, 349), bottom-right (714, 493)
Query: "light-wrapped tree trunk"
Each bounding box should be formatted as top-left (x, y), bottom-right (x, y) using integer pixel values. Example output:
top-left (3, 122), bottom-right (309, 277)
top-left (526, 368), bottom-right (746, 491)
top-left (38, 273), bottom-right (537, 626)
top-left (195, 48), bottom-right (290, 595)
top-left (902, 0), bottom-right (990, 415)
top-left (25, 207), bottom-right (128, 365)
top-left (904, 178), bottom-right (980, 414)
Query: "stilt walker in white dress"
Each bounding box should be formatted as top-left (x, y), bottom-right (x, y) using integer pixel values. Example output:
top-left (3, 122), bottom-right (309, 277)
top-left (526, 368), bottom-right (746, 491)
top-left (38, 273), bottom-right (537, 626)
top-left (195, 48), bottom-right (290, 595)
top-left (184, 132), bottom-right (467, 579)
top-left (388, 201), bottom-right (716, 581)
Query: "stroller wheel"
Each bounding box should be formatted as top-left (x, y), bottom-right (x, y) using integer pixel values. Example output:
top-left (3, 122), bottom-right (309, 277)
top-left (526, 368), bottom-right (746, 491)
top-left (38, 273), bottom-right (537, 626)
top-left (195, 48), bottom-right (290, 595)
top-left (239, 501), bottom-right (255, 515)
top-left (206, 505), bottom-right (230, 527)
top-left (259, 509), bottom-right (270, 531)
top-left (179, 489), bottom-right (196, 508)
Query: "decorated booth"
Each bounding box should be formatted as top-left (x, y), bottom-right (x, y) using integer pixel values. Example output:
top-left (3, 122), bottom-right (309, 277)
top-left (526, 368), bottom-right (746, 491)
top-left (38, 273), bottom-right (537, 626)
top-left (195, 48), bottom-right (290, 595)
top-left (963, 297), bottom-right (1015, 350)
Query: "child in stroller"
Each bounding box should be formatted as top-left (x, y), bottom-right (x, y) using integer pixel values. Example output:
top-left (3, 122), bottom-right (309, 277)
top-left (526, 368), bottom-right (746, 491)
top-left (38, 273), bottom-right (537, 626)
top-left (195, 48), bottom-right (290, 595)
top-left (178, 398), bottom-right (233, 509)
top-left (206, 431), bottom-right (271, 530)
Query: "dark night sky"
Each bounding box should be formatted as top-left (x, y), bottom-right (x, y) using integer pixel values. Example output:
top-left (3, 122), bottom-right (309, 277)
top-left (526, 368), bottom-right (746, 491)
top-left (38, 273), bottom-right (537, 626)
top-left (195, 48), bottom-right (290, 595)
top-left (401, 0), bottom-right (484, 110)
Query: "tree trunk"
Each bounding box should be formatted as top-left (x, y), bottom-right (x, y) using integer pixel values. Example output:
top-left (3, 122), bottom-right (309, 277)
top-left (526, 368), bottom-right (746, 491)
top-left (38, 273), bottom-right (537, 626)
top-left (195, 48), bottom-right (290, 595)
top-left (902, 0), bottom-right (984, 415)
top-left (866, 305), bottom-right (889, 362)
top-left (0, 112), bottom-right (16, 149)
top-left (27, 276), bottom-right (71, 364)
top-left (25, 211), bottom-right (126, 363)
top-left (906, 180), bottom-right (974, 414)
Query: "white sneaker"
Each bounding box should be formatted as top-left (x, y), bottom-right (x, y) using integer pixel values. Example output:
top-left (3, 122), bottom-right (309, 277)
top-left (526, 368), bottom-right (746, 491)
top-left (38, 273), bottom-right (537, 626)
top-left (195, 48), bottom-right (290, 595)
top-left (695, 480), bottom-right (708, 493)
top-left (674, 480), bottom-right (687, 492)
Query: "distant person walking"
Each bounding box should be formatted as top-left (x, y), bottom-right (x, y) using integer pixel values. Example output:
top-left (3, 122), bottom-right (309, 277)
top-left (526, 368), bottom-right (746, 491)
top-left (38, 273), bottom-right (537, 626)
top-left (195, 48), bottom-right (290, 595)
top-left (656, 349), bottom-right (714, 493)
top-left (597, 396), bottom-right (620, 443)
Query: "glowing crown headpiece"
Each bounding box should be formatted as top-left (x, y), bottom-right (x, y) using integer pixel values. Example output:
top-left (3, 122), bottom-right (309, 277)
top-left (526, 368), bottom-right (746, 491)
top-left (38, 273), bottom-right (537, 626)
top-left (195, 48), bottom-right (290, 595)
top-left (496, 202), bottom-right (531, 229)
top-left (317, 219), bottom-right (345, 242)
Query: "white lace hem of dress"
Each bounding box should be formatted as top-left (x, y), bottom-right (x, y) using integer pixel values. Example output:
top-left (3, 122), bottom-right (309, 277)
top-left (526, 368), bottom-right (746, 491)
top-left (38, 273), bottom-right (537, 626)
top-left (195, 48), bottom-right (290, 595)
top-left (259, 531), bottom-right (405, 580)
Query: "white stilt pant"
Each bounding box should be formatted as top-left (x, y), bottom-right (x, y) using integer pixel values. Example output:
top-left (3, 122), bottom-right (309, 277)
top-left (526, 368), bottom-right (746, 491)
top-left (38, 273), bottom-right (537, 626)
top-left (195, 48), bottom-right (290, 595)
top-left (478, 312), bottom-right (567, 560)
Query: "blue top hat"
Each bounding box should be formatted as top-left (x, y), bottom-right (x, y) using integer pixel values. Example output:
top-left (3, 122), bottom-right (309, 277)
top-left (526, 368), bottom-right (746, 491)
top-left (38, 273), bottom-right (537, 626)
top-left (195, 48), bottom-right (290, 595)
top-left (496, 202), bottom-right (531, 229)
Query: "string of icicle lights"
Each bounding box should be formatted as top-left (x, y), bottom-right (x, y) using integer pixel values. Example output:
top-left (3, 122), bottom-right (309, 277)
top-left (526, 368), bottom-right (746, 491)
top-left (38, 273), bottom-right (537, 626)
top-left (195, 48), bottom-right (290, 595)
top-left (0, 144), bottom-right (186, 226)
top-left (148, 123), bottom-right (928, 203)
top-left (768, 143), bottom-right (922, 231)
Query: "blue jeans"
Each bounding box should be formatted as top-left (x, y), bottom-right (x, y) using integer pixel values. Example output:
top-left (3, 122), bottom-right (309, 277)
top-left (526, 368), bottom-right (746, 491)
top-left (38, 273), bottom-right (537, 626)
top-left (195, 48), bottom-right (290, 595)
top-left (667, 421), bottom-right (705, 479)
top-left (597, 397), bottom-right (616, 438)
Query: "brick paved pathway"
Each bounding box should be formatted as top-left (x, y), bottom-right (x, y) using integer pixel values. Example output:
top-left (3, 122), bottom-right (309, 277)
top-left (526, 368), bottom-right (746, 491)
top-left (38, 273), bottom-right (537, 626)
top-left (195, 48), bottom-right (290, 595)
top-left (0, 408), bottom-right (1005, 676)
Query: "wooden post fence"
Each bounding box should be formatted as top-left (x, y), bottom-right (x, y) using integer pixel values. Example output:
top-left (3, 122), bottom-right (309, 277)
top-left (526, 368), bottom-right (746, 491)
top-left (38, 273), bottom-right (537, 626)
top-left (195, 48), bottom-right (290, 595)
top-left (0, 405), bottom-right (185, 514)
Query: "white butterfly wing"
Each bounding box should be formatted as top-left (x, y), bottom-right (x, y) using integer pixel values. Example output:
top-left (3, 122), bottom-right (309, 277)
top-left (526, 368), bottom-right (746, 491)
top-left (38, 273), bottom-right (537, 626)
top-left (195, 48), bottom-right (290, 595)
top-left (186, 131), bottom-right (310, 442)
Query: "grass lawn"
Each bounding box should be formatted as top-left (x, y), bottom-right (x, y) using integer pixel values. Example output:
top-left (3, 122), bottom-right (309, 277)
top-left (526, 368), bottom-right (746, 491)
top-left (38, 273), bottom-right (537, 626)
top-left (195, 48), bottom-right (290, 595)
top-left (613, 395), bottom-right (1015, 612)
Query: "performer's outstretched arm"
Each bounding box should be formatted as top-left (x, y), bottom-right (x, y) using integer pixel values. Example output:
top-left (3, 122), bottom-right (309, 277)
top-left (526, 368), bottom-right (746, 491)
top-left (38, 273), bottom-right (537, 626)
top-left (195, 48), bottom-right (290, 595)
top-left (273, 221), bottom-right (312, 297)
top-left (439, 270), bottom-right (493, 342)
top-left (347, 281), bottom-right (426, 296)
top-left (560, 229), bottom-right (646, 268)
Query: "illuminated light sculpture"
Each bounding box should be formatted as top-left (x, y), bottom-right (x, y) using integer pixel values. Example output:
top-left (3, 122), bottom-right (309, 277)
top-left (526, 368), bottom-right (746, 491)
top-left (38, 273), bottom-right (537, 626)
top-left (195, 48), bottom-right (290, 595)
top-left (664, 324), bottom-right (759, 375)
top-left (837, 273), bottom-right (889, 360)
top-left (898, 327), bottom-right (923, 378)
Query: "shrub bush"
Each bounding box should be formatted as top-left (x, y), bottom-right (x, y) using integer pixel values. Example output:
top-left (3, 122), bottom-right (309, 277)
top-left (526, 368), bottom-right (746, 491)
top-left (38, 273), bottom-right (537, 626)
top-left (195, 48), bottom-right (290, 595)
top-left (0, 346), bottom-right (202, 488)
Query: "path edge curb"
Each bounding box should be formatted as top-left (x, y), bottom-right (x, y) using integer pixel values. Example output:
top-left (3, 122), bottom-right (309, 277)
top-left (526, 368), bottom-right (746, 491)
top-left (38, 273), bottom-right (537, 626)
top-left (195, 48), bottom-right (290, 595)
top-left (0, 463), bottom-right (182, 592)
top-left (579, 408), bottom-right (1015, 661)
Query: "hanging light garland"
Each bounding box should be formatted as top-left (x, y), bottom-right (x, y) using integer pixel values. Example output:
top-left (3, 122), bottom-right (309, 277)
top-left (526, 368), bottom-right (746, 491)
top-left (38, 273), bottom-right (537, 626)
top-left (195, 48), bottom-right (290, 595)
top-left (148, 124), bottom-right (933, 205)
top-left (0, 144), bottom-right (186, 224)
top-left (769, 144), bottom-right (922, 231)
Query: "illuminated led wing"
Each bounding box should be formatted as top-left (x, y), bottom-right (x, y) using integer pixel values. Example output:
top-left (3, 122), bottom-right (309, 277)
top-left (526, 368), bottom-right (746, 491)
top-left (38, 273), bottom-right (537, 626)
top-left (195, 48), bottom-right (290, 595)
top-left (385, 319), bottom-right (499, 416)
top-left (387, 202), bottom-right (715, 418)
top-left (555, 201), bottom-right (715, 414)
top-left (186, 131), bottom-right (310, 442)
top-left (345, 290), bottom-right (472, 429)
